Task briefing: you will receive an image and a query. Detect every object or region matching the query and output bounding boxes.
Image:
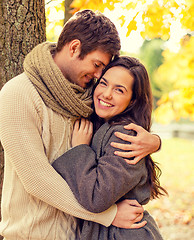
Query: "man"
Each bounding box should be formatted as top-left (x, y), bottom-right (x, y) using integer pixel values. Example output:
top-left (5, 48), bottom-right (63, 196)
top-left (0, 10), bottom-right (160, 239)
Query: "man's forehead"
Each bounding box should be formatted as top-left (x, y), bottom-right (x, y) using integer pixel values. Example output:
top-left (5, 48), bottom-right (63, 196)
top-left (92, 51), bottom-right (111, 66)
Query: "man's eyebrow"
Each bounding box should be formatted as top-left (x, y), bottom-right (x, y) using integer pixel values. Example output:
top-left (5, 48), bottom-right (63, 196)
top-left (96, 60), bottom-right (107, 67)
top-left (101, 61), bottom-right (106, 67)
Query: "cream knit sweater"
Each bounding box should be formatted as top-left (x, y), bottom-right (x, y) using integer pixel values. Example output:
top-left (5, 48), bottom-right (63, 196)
top-left (0, 73), bottom-right (117, 240)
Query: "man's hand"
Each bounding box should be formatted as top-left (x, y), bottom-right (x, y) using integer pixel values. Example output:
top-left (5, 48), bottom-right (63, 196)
top-left (111, 123), bottom-right (161, 164)
top-left (112, 199), bottom-right (147, 229)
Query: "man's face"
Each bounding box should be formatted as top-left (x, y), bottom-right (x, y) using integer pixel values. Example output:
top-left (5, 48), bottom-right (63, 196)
top-left (54, 42), bottom-right (112, 88)
top-left (68, 50), bottom-right (111, 88)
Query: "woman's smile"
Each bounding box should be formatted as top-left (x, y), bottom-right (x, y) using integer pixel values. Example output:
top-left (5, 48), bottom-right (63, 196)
top-left (98, 99), bottom-right (113, 108)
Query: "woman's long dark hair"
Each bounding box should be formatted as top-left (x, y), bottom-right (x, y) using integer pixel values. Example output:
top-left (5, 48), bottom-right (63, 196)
top-left (91, 56), bottom-right (167, 199)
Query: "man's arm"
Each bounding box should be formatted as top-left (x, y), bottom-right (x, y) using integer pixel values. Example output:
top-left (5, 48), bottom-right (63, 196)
top-left (0, 79), bottom-right (116, 227)
top-left (111, 123), bottom-right (161, 164)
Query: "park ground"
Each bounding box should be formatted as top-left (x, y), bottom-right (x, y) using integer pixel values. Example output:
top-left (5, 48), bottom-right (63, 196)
top-left (145, 137), bottom-right (194, 240)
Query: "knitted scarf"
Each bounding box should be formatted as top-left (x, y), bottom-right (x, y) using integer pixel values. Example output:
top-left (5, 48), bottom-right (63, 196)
top-left (23, 42), bottom-right (93, 119)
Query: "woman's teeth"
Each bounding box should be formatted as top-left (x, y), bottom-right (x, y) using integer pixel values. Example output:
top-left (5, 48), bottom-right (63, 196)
top-left (100, 100), bottom-right (112, 107)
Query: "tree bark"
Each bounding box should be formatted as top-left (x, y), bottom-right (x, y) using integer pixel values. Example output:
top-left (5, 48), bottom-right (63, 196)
top-left (0, 0), bottom-right (46, 87)
top-left (0, 0), bottom-right (46, 234)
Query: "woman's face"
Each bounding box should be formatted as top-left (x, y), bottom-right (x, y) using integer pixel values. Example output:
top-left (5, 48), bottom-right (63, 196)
top-left (93, 66), bottom-right (134, 121)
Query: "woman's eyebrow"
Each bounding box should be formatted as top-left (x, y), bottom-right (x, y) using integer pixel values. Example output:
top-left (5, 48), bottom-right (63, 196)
top-left (101, 77), bottom-right (128, 91)
top-left (115, 84), bottom-right (127, 91)
top-left (101, 77), bottom-right (108, 82)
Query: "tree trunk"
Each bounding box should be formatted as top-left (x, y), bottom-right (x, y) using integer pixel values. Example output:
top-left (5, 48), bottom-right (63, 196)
top-left (64, 0), bottom-right (73, 24)
top-left (0, 0), bottom-right (46, 235)
top-left (0, 0), bottom-right (46, 87)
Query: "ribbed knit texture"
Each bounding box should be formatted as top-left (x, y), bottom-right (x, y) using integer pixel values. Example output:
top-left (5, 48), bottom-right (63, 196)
top-left (0, 73), bottom-right (117, 240)
top-left (23, 42), bottom-right (93, 119)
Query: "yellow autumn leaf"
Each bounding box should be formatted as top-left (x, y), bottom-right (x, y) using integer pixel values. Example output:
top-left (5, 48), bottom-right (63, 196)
top-left (70, 0), bottom-right (85, 10)
top-left (126, 17), bottom-right (137, 37)
top-left (125, 1), bottom-right (137, 10)
top-left (119, 15), bottom-right (125, 27)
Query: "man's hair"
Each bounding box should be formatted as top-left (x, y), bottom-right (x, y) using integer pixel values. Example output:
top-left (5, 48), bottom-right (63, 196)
top-left (56, 9), bottom-right (121, 59)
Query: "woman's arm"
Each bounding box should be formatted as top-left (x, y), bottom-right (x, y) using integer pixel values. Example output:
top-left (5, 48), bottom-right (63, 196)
top-left (52, 124), bottom-right (146, 213)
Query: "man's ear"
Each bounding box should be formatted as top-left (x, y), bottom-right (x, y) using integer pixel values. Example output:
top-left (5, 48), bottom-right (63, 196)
top-left (69, 39), bottom-right (81, 57)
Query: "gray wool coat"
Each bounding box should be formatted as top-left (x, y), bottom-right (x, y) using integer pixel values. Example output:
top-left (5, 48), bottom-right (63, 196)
top-left (52, 122), bottom-right (163, 240)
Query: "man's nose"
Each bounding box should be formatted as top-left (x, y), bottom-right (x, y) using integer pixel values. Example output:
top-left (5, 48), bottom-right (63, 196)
top-left (94, 69), bottom-right (103, 79)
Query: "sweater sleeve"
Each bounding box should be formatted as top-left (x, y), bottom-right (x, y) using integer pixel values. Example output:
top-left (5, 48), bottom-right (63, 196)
top-left (0, 76), bottom-right (117, 227)
top-left (52, 125), bottom-right (147, 213)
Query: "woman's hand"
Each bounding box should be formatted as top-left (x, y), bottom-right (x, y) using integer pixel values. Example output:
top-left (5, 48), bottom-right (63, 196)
top-left (111, 123), bottom-right (161, 164)
top-left (71, 118), bottom-right (93, 148)
top-left (112, 199), bottom-right (147, 229)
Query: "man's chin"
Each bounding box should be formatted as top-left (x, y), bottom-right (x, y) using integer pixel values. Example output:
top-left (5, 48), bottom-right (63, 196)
top-left (79, 78), bottom-right (95, 88)
top-left (85, 78), bottom-right (95, 88)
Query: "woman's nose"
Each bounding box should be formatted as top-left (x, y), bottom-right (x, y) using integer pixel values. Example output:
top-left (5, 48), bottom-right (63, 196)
top-left (103, 88), bottom-right (112, 99)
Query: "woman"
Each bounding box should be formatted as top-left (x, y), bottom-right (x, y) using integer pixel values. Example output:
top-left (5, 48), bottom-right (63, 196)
top-left (52, 56), bottom-right (167, 239)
